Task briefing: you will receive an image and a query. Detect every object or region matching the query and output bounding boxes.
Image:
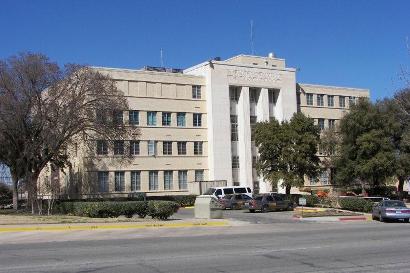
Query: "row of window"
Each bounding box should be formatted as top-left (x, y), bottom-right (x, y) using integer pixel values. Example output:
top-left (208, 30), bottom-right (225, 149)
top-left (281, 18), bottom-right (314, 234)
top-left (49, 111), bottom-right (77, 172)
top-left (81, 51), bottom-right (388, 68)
top-left (316, 118), bottom-right (337, 130)
top-left (305, 93), bottom-right (356, 108)
top-left (98, 111), bottom-right (203, 127)
top-left (229, 86), bottom-right (277, 104)
top-left (97, 170), bottom-right (204, 192)
top-left (309, 171), bottom-right (330, 185)
top-left (230, 115), bottom-right (258, 141)
top-left (96, 140), bottom-right (203, 156)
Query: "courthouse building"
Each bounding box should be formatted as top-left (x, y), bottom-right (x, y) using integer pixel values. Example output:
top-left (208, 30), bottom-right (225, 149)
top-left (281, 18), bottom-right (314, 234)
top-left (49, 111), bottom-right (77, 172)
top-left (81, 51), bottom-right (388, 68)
top-left (50, 54), bottom-right (369, 197)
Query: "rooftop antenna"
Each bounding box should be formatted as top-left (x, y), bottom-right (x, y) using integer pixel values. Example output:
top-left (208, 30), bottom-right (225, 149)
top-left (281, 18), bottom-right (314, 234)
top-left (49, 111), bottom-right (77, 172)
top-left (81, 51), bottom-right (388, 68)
top-left (250, 19), bottom-right (255, 55)
top-left (160, 48), bottom-right (164, 67)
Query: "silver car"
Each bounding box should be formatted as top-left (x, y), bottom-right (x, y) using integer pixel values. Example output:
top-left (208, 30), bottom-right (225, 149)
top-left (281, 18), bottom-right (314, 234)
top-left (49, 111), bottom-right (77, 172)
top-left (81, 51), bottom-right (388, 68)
top-left (372, 200), bottom-right (410, 222)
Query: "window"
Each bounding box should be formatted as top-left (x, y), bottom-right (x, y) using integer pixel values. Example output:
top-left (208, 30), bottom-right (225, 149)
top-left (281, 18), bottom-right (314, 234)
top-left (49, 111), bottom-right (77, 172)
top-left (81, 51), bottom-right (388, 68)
top-left (149, 171), bottom-right (158, 191)
top-left (114, 171), bottom-right (125, 192)
top-left (113, 140), bottom-right (124, 155)
top-left (268, 89), bottom-right (277, 104)
top-left (177, 112), bottom-right (186, 127)
top-left (328, 95), bottom-right (334, 107)
top-left (193, 113), bottom-right (202, 127)
top-left (349, 96), bottom-right (356, 107)
top-left (306, 93), bottom-right (314, 106)
top-left (317, 94), bottom-right (324, 106)
top-left (148, 140), bottom-right (157, 156)
top-left (129, 110), bottom-right (139, 125)
top-left (328, 119), bottom-right (336, 129)
top-left (178, 170), bottom-right (188, 190)
top-left (113, 110), bottom-right (123, 125)
top-left (195, 170), bottom-right (204, 182)
top-left (230, 86), bottom-right (240, 102)
top-left (131, 171), bottom-right (140, 191)
top-left (192, 85), bottom-right (201, 99)
top-left (250, 116), bottom-right (257, 141)
top-left (177, 142), bottom-right (187, 155)
top-left (231, 115), bottom-right (238, 141)
top-left (232, 156), bottom-right (240, 168)
top-left (163, 141), bottom-right (173, 155)
top-left (162, 112), bottom-right (171, 126)
top-left (164, 171), bottom-right (173, 190)
top-left (96, 110), bottom-right (107, 124)
top-left (249, 88), bottom-right (258, 103)
top-left (96, 140), bottom-right (108, 155)
top-left (339, 96), bottom-right (346, 108)
top-left (130, 141), bottom-right (140, 155)
top-left (194, 141), bottom-right (203, 155)
top-left (147, 111), bottom-right (157, 126)
top-left (320, 171), bottom-right (329, 185)
top-left (98, 171), bottom-right (109, 192)
top-left (309, 176), bottom-right (318, 185)
top-left (252, 156), bottom-right (257, 168)
top-left (318, 119), bottom-right (325, 130)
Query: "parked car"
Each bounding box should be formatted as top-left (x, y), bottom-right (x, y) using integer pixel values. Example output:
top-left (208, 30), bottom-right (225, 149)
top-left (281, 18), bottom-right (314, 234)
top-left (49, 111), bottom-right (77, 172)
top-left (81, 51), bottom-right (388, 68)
top-left (203, 186), bottom-right (252, 199)
top-left (372, 200), bottom-right (410, 222)
top-left (267, 193), bottom-right (294, 210)
top-left (217, 194), bottom-right (253, 210)
top-left (245, 194), bottom-right (290, 213)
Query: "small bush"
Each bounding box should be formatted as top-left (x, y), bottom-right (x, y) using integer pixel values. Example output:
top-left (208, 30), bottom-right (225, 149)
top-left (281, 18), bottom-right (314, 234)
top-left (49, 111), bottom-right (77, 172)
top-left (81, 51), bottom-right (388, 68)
top-left (339, 197), bottom-right (373, 213)
top-left (147, 201), bottom-right (179, 220)
top-left (147, 195), bottom-right (197, 207)
top-left (0, 183), bottom-right (12, 206)
top-left (306, 195), bottom-right (320, 207)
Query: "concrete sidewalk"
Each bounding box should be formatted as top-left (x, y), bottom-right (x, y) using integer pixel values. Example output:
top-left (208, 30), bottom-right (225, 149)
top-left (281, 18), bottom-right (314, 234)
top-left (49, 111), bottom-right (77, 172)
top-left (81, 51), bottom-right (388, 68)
top-left (0, 219), bottom-right (230, 233)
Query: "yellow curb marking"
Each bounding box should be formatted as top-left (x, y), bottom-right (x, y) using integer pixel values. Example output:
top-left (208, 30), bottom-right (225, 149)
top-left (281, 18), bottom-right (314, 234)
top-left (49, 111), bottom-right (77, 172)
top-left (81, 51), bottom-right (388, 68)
top-left (0, 221), bottom-right (229, 233)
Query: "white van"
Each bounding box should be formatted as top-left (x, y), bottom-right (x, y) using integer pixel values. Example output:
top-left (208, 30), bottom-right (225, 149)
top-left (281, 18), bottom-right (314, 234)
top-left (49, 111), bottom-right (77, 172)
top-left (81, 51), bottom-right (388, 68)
top-left (203, 186), bottom-right (253, 199)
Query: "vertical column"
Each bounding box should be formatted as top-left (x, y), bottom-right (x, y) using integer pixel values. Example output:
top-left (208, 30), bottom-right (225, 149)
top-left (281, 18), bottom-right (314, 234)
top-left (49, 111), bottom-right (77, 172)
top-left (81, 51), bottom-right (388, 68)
top-left (256, 88), bottom-right (270, 193)
top-left (238, 87), bottom-right (253, 188)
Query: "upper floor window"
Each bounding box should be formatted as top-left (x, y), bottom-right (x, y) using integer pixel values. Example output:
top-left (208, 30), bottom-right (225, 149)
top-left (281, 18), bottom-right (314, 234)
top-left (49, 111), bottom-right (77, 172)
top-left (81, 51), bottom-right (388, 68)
top-left (193, 113), bottom-right (202, 127)
top-left (163, 141), bottom-right (173, 155)
top-left (96, 110), bottom-right (107, 124)
top-left (96, 140), bottom-right (108, 155)
top-left (231, 115), bottom-right (238, 141)
top-left (177, 142), bottom-right (187, 155)
top-left (250, 116), bottom-right (257, 141)
top-left (129, 110), bottom-right (139, 125)
top-left (306, 93), bottom-right (314, 106)
top-left (249, 88), bottom-right (258, 103)
top-left (192, 85), bottom-right (201, 99)
top-left (177, 112), bottom-right (186, 127)
top-left (230, 86), bottom-right (240, 102)
top-left (113, 140), bottom-right (124, 155)
top-left (339, 96), bottom-right (346, 108)
top-left (268, 89), bottom-right (277, 104)
top-left (317, 94), bottom-right (324, 106)
top-left (194, 141), bottom-right (203, 155)
top-left (148, 140), bottom-right (157, 156)
top-left (232, 156), bottom-right (240, 169)
top-left (147, 111), bottom-right (157, 126)
top-left (162, 112), bottom-right (171, 126)
top-left (328, 95), bottom-right (334, 107)
top-left (130, 141), bottom-right (140, 156)
top-left (349, 96), bottom-right (356, 107)
top-left (113, 110), bottom-right (123, 125)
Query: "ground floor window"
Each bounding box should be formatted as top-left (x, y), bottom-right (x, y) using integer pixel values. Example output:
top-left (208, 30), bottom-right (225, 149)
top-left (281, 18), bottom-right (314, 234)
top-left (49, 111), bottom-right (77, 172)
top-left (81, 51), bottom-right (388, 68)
top-left (195, 170), bottom-right (204, 182)
top-left (164, 170), bottom-right (173, 190)
top-left (131, 171), bottom-right (141, 191)
top-left (178, 170), bottom-right (188, 190)
top-left (114, 171), bottom-right (125, 191)
top-left (98, 171), bottom-right (109, 192)
top-left (149, 171), bottom-right (158, 191)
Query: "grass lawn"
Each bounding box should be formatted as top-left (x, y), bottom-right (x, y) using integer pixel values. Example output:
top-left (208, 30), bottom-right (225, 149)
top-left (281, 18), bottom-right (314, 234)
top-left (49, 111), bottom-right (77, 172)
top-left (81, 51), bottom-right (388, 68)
top-left (0, 209), bottom-right (155, 225)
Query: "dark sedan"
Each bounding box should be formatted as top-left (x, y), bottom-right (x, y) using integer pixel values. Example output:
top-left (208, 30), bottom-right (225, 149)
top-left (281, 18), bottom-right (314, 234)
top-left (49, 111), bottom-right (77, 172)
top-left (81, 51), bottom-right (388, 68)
top-left (245, 194), bottom-right (284, 213)
top-left (218, 194), bottom-right (252, 210)
top-left (372, 200), bottom-right (410, 222)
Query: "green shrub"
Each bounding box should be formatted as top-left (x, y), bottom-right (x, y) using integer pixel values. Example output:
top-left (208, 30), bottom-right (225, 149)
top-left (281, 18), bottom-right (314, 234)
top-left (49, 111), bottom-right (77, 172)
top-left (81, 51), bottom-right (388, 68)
top-left (306, 195), bottom-right (320, 207)
top-left (147, 201), bottom-right (179, 220)
top-left (56, 201), bottom-right (148, 218)
top-left (0, 183), bottom-right (12, 206)
top-left (146, 195), bottom-right (197, 207)
top-left (339, 197), bottom-right (373, 213)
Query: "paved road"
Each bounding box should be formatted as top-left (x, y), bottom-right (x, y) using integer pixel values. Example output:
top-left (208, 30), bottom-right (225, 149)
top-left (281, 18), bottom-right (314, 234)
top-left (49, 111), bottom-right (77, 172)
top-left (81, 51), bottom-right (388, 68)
top-left (0, 221), bottom-right (409, 273)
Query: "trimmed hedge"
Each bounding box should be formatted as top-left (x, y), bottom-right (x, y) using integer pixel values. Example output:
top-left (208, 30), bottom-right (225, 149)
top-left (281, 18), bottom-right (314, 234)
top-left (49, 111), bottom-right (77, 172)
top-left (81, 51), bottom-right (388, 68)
top-left (147, 201), bottom-right (180, 220)
top-left (339, 197), bottom-right (373, 213)
top-left (56, 200), bottom-right (179, 219)
top-left (147, 195), bottom-right (197, 207)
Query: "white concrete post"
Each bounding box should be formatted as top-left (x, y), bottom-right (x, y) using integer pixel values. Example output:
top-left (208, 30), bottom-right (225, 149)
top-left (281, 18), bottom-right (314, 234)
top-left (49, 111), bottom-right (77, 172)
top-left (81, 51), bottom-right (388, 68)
top-left (238, 87), bottom-right (253, 189)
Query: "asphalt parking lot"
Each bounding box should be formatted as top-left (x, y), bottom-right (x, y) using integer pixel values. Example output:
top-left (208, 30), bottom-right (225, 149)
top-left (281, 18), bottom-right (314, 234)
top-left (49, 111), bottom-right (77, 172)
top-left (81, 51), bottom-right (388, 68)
top-left (173, 207), bottom-right (297, 224)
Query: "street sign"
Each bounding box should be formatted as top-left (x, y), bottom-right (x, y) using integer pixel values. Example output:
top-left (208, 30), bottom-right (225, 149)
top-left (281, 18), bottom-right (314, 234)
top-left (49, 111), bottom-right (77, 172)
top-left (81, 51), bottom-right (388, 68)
top-left (299, 197), bottom-right (307, 206)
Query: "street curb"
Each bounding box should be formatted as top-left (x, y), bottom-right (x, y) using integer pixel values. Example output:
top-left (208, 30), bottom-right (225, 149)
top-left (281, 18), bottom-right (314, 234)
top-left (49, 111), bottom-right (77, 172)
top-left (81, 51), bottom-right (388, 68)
top-left (0, 221), bottom-right (230, 233)
top-left (293, 214), bottom-right (372, 222)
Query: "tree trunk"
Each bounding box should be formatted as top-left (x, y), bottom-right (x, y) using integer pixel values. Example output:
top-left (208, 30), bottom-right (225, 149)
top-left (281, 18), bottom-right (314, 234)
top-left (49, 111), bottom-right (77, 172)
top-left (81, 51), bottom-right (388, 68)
top-left (27, 171), bottom-right (40, 215)
top-left (398, 177), bottom-right (405, 201)
top-left (11, 172), bottom-right (19, 210)
top-left (285, 185), bottom-right (291, 195)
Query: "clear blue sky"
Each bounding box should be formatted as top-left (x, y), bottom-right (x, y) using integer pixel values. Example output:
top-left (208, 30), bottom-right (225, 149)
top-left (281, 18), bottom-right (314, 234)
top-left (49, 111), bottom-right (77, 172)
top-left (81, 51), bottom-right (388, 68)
top-left (1, 0), bottom-right (409, 100)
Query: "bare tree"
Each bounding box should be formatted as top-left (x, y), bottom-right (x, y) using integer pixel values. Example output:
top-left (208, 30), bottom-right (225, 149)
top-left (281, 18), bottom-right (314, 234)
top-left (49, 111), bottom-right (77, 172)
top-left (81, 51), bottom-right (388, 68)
top-left (0, 53), bottom-right (139, 212)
